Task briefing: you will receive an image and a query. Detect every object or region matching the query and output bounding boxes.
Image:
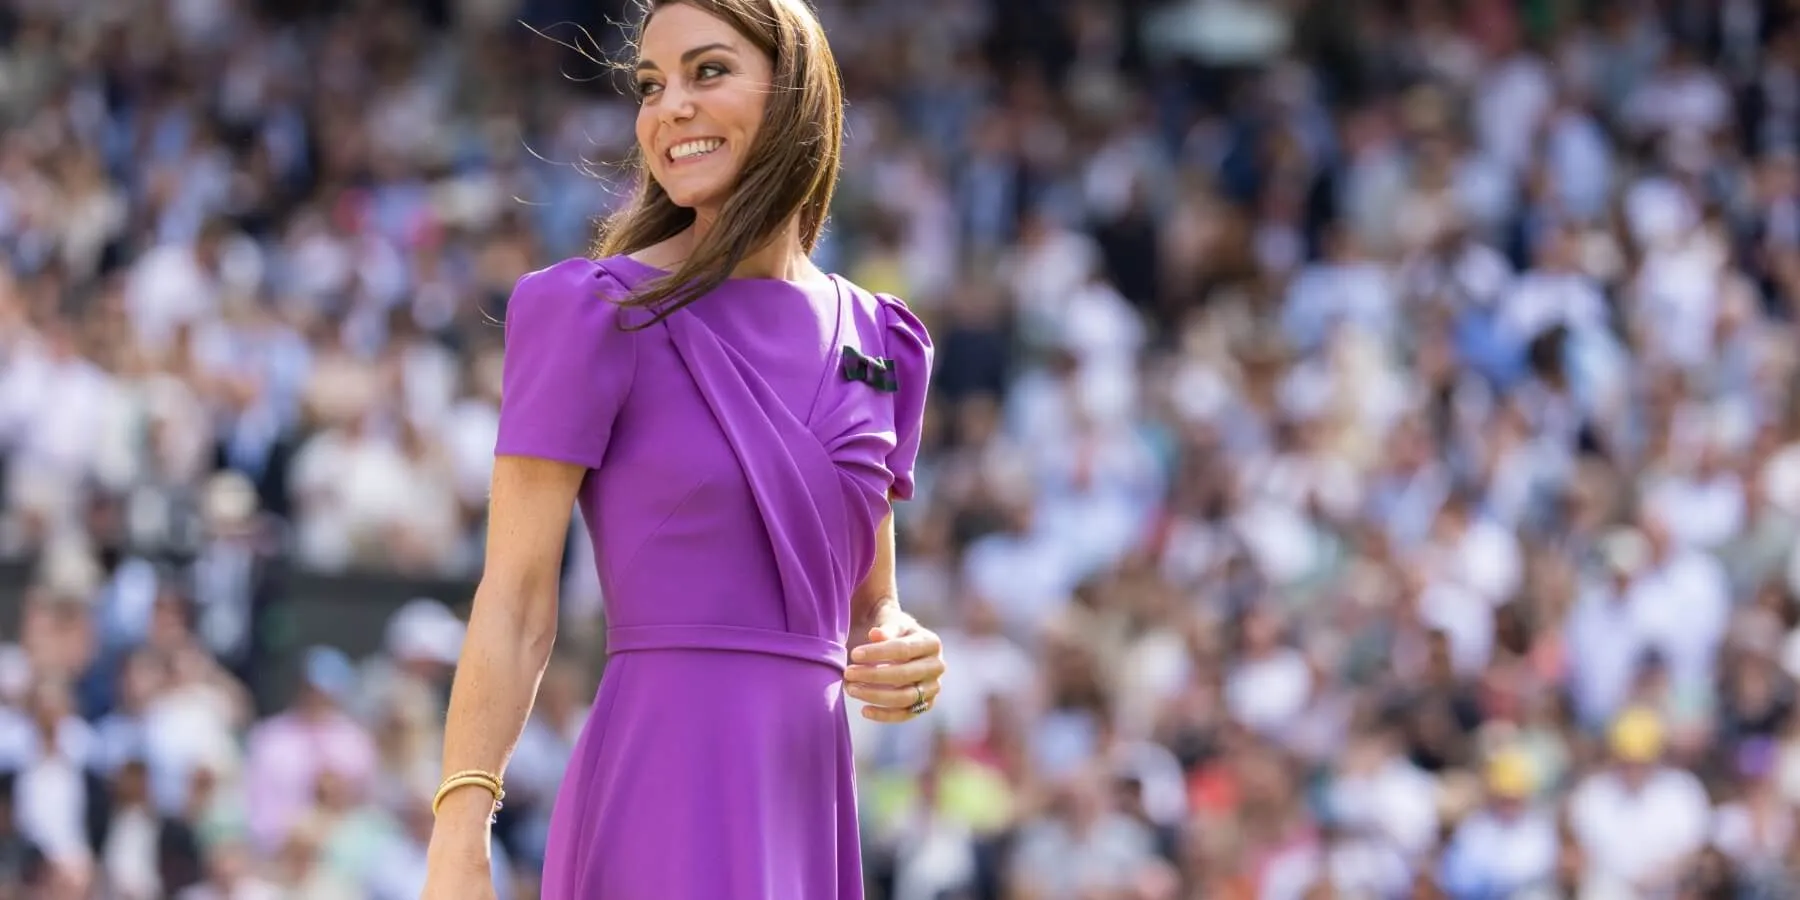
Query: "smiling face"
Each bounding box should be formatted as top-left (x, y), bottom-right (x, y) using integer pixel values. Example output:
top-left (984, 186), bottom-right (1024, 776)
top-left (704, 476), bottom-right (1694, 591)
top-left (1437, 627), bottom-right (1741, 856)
top-left (634, 3), bottom-right (775, 215)
top-left (594, 0), bottom-right (845, 319)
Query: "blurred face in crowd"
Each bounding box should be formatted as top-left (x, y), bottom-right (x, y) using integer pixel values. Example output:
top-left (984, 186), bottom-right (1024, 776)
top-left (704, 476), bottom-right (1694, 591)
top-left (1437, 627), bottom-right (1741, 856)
top-left (1617, 752), bottom-right (1654, 788)
top-left (187, 765), bottom-right (219, 816)
top-left (962, 596), bottom-right (1003, 635)
top-left (314, 768), bottom-right (359, 811)
top-left (205, 841), bottom-right (256, 889)
top-left (1241, 606), bottom-right (1282, 655)
top-left (26, 679), bottom-right (71, 737)
top-left (113, 761), bottom-right (150, 807)
top-left (634, 2), bottom-right (775, 214)
top-left (1535, 229), bottom-right (1580, 272)
top-left (1593, 540), bottom-right (1624, 583)
top-left (1640, 514), bottom-right (1673, 562)
top-left (297, 681), bottom-right (340, 717)
top-left (149, 594), bottom-right (192, 651)
top-left (1491, 790), bottom-right (1527, 821)
top-left (275, 828), bottom-right (323, 882)
top-left (1409, 873), bottom-right (1449, 900)
top-left (1055, 768), bottom-right (1111, 831)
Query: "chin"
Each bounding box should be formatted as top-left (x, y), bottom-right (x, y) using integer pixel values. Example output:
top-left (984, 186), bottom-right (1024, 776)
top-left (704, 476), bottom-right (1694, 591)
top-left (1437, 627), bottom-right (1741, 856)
top-left (654, 155), bottom-right (738, 208)
top-left (661, 181), bottom-right (731, 211)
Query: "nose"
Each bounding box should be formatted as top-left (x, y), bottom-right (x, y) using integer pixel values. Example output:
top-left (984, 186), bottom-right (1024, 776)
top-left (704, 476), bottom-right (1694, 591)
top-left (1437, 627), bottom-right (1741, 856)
top-left (657, 84), bottom-right (696, 126)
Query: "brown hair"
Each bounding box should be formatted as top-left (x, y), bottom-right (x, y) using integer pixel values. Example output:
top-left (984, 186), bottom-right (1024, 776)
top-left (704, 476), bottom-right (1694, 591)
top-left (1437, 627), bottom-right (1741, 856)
top-left (596, 0), bottom-right (844, 328)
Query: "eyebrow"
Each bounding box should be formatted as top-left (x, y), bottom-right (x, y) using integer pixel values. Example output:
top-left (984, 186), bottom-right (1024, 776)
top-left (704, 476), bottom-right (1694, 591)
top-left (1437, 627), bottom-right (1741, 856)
top-left (635, 42), bottom-right (737, 72)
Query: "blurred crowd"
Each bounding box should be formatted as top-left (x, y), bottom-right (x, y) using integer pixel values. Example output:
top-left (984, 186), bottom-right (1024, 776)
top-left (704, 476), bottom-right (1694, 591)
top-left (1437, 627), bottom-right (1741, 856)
top-left (8, 0), bottom-right (1800, 898)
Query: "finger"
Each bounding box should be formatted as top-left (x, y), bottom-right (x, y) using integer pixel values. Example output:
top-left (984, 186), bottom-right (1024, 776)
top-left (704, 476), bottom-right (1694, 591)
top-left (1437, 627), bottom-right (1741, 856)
top-left (845, 650), bottom-right (946, 683)
top-left (844, 657), bottom-right (946, 687)
top-left (872, 612), bottom-right (921, 634)
top-left (860, 704), bottom-right (923, 724)
top-left (860, 623), bottom-right (915, 652)
top-left (845, 656), bottom-right (946, 686)
top-left (849, 630), bottom-right (942, 665)
top-left (844, 681), bottom-right (937, 709)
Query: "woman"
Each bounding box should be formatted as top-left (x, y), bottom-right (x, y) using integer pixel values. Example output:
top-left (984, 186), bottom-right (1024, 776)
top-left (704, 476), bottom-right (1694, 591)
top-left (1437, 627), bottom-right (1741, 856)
top-left (419, 1), bottom-right (946, 898)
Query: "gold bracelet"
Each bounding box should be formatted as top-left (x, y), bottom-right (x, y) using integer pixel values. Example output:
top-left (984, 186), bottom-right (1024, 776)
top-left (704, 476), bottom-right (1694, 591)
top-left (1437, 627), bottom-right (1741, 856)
top-left (439, 768), bottom-right (504, 789)
top-left (435, 771), bottom-right (504, 806)
top-left (433, 770), bottom-right (507, 822)
top-left (434, 774), bottom-right (504, 819)
top-left (433, 774), bottom-right (502, 814)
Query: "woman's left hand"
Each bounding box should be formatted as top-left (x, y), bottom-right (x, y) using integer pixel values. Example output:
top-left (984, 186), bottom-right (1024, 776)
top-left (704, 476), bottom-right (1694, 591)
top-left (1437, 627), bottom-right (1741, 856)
top-left (844, 610), bottom-right (946, 723)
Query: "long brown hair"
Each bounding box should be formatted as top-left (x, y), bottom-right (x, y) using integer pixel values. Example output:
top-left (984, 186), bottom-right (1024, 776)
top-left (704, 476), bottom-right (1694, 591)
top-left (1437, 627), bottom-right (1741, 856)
top-left (595, 0), bottom-right (844, 328)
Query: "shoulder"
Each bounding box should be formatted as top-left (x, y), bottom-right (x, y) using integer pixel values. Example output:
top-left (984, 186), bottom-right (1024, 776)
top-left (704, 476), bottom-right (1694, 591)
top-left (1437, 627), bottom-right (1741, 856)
top-left (831, 276), bottom-right (933, 362)
top-left (504, 257), bottom-right (643, 347)
top-left (509, 257), bottom-right (629, 318)
top-left (500, 258), bottom-right (646, 406)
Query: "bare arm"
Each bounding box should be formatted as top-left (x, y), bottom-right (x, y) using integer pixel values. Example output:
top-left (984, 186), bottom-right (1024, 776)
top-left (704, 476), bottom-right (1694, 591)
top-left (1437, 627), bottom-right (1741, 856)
top-left (428, 455), bottom-right (585, 862)
top-left (849, 500), bottom-right (901, 643)
top-left (843, 496), bottom-right (947, 723)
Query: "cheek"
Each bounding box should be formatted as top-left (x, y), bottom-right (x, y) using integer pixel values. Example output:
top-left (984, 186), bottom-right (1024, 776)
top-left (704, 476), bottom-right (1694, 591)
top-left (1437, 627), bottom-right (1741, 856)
top-left (734, 94), bottom-right (769, 139)
top-left (635, 115), bottom-right (660, 168)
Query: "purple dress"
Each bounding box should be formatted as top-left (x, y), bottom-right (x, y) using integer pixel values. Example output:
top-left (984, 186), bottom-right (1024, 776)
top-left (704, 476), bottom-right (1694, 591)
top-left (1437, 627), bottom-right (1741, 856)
top-left (492, 255), bottom-right (933, 899)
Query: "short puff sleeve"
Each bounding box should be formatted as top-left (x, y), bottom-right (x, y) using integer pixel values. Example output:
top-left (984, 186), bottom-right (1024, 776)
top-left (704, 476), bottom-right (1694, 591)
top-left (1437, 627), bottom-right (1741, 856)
top-left (878, 294), bottom-right (934, 501)
top-left (494, 259), bottom-right (637, 469)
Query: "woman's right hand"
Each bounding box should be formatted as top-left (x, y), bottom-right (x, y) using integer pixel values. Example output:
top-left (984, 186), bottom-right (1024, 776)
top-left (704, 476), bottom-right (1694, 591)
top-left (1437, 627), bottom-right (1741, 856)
top-left (419, 869), bottom-right (497, 900)
top-left (419, 846), bottom-right (498, 900)
top-left (419, 799), bottom-right (500, 900)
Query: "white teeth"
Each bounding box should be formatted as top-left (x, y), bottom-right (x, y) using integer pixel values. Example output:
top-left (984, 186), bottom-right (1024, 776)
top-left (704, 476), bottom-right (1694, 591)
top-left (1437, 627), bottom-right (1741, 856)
top-left (669, 139), bottom-right (723, 160)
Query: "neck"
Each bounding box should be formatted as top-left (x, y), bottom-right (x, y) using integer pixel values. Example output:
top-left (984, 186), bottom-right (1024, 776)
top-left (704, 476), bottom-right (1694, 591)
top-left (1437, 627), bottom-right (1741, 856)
top-left (683, 212), bottom-right (812, 280)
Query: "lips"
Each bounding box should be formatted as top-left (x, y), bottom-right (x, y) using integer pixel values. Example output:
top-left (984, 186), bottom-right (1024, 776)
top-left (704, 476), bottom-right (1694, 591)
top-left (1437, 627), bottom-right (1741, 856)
top-left (667, 138), bottom-right (724, 161)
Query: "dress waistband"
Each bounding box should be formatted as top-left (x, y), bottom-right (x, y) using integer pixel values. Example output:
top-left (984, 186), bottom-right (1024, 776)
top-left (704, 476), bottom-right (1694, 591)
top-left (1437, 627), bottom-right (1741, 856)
top-left (605, 624), bottom-right (847, 671)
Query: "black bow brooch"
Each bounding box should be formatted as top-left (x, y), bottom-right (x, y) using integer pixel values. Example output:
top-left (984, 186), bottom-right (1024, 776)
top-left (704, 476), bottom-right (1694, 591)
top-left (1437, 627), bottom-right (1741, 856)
top-left (840, 346), bottom-right (898, 393)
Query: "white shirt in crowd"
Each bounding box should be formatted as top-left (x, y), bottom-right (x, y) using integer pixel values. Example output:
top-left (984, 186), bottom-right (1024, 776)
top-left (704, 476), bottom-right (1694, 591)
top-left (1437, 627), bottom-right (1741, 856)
top-left (1327, 755), bottom-right (1441, 861)
top-left (1225, 648), bottom-right (1312, 737)
top-left (1564, 553), bottom-right (1730, 726)
top-left (961, 529), bottom-right (1080, 637)
top-left (1440, 805), bottom-right (1561, 897)
top-left (1496, 270), bottom-right (1607, 345)
top-left (1568, 767), bottom-right (1712, 894)
top-left (1643, 470), bottom-right (1745, 551)
top-left (934, 629), bottom-right (1035, 741)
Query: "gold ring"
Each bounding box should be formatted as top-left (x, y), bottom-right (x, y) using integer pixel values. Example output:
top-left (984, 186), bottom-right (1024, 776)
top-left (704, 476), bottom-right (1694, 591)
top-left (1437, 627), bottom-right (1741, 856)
top-left (908, 683), bottom-right (930, 715)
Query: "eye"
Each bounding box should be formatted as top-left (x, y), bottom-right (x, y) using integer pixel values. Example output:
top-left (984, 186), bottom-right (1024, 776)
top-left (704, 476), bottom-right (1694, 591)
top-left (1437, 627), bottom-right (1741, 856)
top-left (696, 62), bottom-right (729, 81)
top-left (635, 80), bottom-right (662, 101)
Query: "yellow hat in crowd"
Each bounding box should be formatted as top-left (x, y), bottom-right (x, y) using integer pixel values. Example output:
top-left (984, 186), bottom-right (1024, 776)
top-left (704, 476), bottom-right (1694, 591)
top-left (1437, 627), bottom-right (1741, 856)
top-left (1485, 748), bottom-right (1535, 799)
top-left (1609, 707), bottom-right (1665, 763)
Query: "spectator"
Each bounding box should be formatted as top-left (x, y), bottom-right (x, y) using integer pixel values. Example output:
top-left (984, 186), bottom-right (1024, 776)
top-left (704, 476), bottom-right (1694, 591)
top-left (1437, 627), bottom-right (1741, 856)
top-left (1567, 707), bottom-right (1712, 896)
top-left (1438, 747), bottom-right (1559, 900)
top-left (1006, 763), bottom-right (1159, 900)
top-left (242, 646), bottom-right (374, 854)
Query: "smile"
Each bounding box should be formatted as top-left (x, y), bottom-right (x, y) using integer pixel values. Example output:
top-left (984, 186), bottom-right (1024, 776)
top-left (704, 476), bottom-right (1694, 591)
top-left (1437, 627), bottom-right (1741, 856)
top-left (668, 139), bottom-right (724, 161)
